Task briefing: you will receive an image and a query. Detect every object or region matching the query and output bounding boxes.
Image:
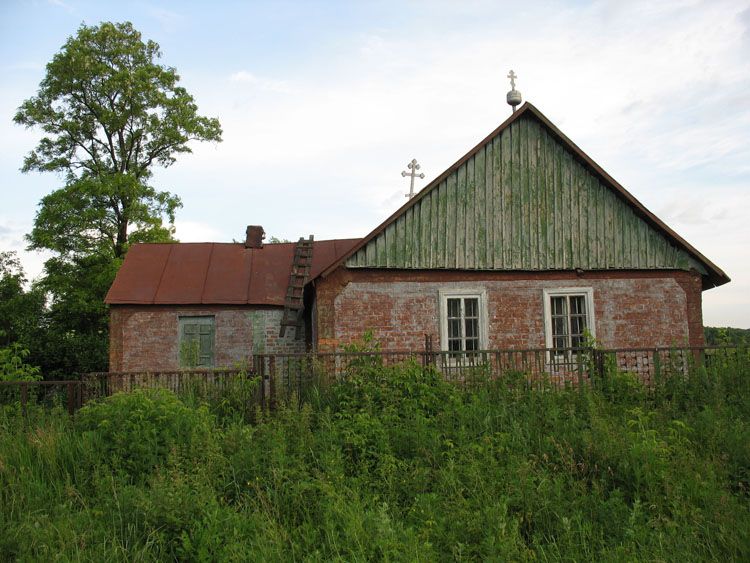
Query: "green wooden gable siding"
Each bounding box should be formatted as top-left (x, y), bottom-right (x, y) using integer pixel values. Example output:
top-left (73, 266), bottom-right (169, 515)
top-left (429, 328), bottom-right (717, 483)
top-left (347, 114), bottom-right (700, 273)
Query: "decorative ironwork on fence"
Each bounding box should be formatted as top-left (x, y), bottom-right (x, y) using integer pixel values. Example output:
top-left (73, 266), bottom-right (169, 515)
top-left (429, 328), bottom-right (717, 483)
top-left (1, 345), bottom-right (746, 415)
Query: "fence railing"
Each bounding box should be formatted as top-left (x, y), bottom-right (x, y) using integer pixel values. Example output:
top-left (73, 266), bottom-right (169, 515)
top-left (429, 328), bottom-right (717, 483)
top-left (1, 345), bottom-right (746, 415)
top-left (0, 380), bottom-right (85, 416)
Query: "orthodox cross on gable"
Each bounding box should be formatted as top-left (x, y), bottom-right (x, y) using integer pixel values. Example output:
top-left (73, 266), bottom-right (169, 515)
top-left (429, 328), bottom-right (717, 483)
top-left (506, 69), bottom-right (522, 112)
top-left (507, 70), bottom-right (517, 90)
top-left (402, 158), bottom-right (425, 199)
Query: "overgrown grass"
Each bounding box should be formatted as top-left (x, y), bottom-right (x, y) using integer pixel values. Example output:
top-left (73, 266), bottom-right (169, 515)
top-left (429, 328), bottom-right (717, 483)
top-left (1, 355), bottom-right (749, 561)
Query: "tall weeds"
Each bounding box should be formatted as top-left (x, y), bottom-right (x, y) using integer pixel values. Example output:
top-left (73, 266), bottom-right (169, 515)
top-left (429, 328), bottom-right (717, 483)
top-left (0, 354), bottom-right (748, 560)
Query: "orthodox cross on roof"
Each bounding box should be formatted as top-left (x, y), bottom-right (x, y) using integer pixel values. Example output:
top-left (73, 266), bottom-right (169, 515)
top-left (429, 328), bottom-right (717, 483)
top-left (402, 158), bottom-right (425, 199)
top-left (506, 69), bottom-right (522, 112)
top-left (507, 69), bottom-right (517, 89)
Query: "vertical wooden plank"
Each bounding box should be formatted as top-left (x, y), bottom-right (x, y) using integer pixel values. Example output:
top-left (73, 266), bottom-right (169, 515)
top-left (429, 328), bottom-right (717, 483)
top-left (395, 215), bottom-right (404, 268)
top-left (621, 200), bottom-right (630, 268)
top-left (420, 195), bottom-right (429, 267)
top-left (581, 165), bottom-right (590, 269)
top-left (520, 119), bottom-right (530, 269)
top-left (527, 119), bottom-right (539, 270)
top-left (405, 207), bottom-right (415, 268)
top-left (485, 139), bottom-right (494, 269)
top-left (580, 172), bottom-right (591, 270)
top-left (562, 150), bottom-right (573, 268)
top-left (543, 128), bottom-right (554, 270)
top-left (605, 190), bottom-right (614, 268)
top-left (639, 219), bottom-right (648, 269)
top-left (456, 163), bottom-right (467, 269)
top-left (429, 185), bottom-right (440, 268)
top-left (536, 126), bottom-right (546, 270)
top-left (600, 175), bottom-right (608, 268)
top-left (365, 233), bottom-right (376, 264)
top-left (439, 180), bottom-right (448, 268)
top-left (492, 134), bottom-right (504, 268)
top-left (629, 210), bottom-right (638, 268)
top-left (446, 172), bottom-right (457, 268)
top-left (588, 173), bottom-right (598, 269)
top-left (475, 145), bottom-right (487, 269)
top-left (570, 159), bottom-right (581, 269)
top-left (386, 223), bottom-right (397, 267)
top-left (534, 122), bottom-right (544, 270)
top-left (501, 127), bottom-right (512, 268)
top-left (611, 189), bottom-right (620, 268)
top-left (512, 121), bottom-right (523, 268)
top-left (376, 229), bottom-right (386, 267)
top-left (551, 141), bottom-right (561, 269)
top-left (466, 155), bottom-right (477, 268)
top-left (592, 178), bottom-right (601, 269)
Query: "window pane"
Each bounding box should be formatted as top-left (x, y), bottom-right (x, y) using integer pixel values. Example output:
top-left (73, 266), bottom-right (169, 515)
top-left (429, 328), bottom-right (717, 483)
top-left (571, 334), bottom-right (584, 349)
top-left (551, 296), bottom-right (567, 316)
top-left (465, 318), bottom-right (478, 339)
top-left (554, 335), bottom-right (568, 350)
top-left (466, 338), bottom-right (479, 351)
top-left (447, 298), bottom-right (460, 318)
top-left (553, 316), bottom-right (567, 337)
top-left (448, 318), bottom-right (461, 339)
top-left (570, 296), bottom-right (586, 316)
top-left (464, 298), bottom-right (478, 318)
top-left (448, 338), bottom-right (462, 352)
top-left (570, 316), bottom-right (586, 337)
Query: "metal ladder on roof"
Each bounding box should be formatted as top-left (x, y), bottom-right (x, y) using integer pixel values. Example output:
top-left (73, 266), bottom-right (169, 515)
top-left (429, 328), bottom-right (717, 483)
top-left (279, 235), bottom-right (314, 338)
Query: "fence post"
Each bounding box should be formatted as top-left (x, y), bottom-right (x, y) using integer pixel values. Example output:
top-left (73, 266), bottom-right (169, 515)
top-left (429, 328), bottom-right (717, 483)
top-left (253, 354), bottom-right (264, 410)
top-left (268, 355), bottom-right (276, 410)
top-left (422, 334), bottom-right (433, 370)
top-left (20, 383), bottom-right (28, 417)
top-left (594, 350), bottom-right (605, 381)
top-left (66, 382), bottom-right (75, 416)
top-left (577, 349), bottom-right (585, 390)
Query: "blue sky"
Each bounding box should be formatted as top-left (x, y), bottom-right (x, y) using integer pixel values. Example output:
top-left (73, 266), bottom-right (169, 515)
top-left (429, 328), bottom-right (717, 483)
top-left (1, 0), bottom-right (749, 328)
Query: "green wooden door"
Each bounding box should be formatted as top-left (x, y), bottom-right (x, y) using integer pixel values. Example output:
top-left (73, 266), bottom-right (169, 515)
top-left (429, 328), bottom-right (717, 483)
top-left (179, 317), bottom-right (215, 367)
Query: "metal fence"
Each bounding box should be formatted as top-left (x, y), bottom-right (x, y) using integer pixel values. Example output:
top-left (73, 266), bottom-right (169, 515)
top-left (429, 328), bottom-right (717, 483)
top-left (1, 345), bottom-right (746, 415)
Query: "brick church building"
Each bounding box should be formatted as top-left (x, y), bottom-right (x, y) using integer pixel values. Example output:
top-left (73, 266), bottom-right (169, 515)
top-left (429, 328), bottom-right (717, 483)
top-left (105, 103), bottom-right (729, 372)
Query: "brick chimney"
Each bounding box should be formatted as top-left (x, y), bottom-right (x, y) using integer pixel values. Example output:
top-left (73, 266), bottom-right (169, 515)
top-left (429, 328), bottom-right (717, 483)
top-left (245, 225), bottom-right (265, 249)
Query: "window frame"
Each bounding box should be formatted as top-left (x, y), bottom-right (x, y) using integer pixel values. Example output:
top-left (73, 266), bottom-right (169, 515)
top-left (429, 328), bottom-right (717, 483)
top-left (438, 288), bottom-right (488, 355)
top-left (542, 287), bottom-right (595, 361)
top-left (178, 315), bottom-right (216, 368)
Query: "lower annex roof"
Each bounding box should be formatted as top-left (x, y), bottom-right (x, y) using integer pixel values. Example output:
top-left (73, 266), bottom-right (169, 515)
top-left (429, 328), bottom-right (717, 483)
top-left (105, 239), bottom-right (360, 306)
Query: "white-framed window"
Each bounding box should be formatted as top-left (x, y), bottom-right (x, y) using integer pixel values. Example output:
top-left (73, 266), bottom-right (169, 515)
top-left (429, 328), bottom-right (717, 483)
top-left (439, 289), bottom-right (488, 356)
top-left (543, 288), bottom-right (595, 361)
top-left (179, 316), bottom-right (215, 368)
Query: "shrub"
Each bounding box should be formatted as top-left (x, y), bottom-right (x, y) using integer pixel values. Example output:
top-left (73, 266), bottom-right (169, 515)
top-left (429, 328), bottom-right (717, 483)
top-left (0, 343), bottom-right (41, 382)
top-left (74, 388), bottom-right (214, 480)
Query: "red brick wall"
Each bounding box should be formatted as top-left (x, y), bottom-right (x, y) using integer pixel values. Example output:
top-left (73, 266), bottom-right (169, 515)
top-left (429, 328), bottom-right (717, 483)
top-left (108, 305), bottom-right (305, 372)
top-left (314, 268), bottom-right (705, 351)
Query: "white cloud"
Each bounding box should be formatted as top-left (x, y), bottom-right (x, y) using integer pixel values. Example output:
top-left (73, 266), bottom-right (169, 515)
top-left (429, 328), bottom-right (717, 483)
top-left (0, 218), bottom-right (50, 284)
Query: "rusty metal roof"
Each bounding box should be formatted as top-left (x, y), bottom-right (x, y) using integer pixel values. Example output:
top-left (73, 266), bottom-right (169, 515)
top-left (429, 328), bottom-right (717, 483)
top-left (105, 239), bottom-right (360, 305)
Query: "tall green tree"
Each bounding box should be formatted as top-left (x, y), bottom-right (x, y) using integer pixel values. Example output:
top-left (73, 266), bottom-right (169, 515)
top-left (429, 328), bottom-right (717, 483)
top-left (16, 21), bottom-right (222, 260)
top-left (15, 21), bottom-right (222, 375)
